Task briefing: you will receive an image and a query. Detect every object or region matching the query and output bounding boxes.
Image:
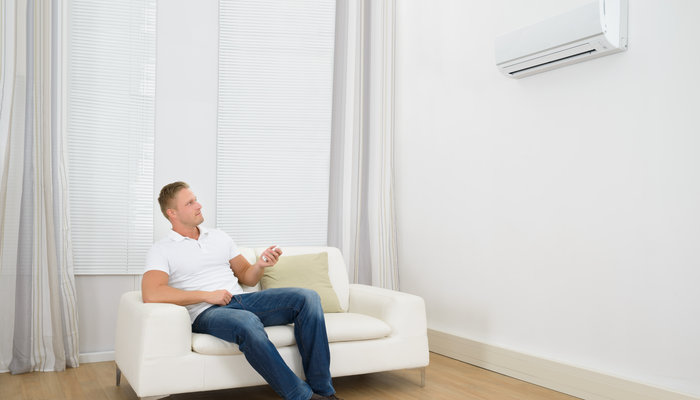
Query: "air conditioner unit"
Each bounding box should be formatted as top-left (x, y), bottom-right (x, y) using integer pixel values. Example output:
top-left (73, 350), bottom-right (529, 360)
top-left (494, 0), bottom-right (628, 79)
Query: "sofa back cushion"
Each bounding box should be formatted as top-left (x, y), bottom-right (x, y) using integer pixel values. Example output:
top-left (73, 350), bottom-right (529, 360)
top-left (260, 252), bottom-right (343, 312)
top-left (253, 246), bottom-right (349, 312)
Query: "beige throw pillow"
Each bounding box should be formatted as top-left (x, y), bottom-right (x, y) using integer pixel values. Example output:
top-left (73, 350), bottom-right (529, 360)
top-left (261, 252), bottom-right (343, 313)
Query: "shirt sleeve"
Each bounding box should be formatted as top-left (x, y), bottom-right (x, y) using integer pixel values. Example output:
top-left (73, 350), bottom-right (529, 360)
top-left (144, 243), bottom-right (170, 275)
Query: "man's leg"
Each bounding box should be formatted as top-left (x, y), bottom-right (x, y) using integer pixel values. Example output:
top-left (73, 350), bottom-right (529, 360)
top-left (233, 288), bottom-right (336, 397)
top-left (192, 304), bottom-right (313, 400)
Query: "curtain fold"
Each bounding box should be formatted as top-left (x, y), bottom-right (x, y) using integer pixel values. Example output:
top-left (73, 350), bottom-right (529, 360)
top-left (0, 0), bottom-right (79, 374)
top-left (329, 0), bottom-right (399, 290)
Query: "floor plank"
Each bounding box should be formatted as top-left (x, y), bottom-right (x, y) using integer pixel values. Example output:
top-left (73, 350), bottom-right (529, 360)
top-left (0, 352), bottom-right (579, 400)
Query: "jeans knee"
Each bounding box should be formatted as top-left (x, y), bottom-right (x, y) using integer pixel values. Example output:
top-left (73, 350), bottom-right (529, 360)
top-left (289, 287), bottom-right (316, 303)
top-left (236, 312), bottom-right (267, 343)
top-left (296, 288), bottom-right (322, 314)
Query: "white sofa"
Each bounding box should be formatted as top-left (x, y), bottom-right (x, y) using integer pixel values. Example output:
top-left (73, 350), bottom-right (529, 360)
top-left (115, 246), bottom-right (429, 399)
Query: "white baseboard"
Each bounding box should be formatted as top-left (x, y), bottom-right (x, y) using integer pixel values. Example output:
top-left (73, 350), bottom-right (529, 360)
top-left (428, 329), bottom-right (699, 400)
top-left (79, 351), bottom-right (115, 364)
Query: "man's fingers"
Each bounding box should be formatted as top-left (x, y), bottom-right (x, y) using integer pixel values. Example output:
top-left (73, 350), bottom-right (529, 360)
top-left (266, 246), bottom-right (281, 262)
top-left (218, 290), bottom-right (232, 305)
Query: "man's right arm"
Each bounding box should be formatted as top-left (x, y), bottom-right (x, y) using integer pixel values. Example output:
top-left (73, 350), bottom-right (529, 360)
top-left (141, 270), bottom-right (232, 306)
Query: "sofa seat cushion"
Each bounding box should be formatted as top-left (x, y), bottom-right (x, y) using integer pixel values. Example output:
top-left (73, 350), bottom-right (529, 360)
top-left (192, 325), bottom-right (295, 356)
top-left (323, 313), bottom-right (391, 342)
top-left (192, 313), bottom-right (391, 356)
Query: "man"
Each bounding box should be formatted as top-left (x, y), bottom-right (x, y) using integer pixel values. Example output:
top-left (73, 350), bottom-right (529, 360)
top-left (142, 181), bottom-right (341, 400)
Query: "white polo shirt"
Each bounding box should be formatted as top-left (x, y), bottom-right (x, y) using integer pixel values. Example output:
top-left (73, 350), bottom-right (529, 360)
top-left (144, 226), bottom-right (244, 322)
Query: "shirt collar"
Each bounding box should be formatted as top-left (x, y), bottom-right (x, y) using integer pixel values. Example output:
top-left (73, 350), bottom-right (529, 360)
top-left (168, 226), bottom-right (209, 242)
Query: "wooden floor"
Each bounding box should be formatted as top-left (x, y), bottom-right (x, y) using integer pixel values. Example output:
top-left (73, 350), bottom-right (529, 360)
top-left (0, 352), bottom-right (579, 400)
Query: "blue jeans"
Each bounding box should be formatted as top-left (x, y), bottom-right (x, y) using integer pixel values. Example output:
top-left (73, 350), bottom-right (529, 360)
top-left (192, 288), bottom-right (334, 400)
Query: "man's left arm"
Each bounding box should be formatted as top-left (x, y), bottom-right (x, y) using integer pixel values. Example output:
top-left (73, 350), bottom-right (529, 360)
top-left (230, 245), bottom-right (282, 286)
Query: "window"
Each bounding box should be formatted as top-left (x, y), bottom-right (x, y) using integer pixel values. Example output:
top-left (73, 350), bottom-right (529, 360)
top-left (66, 0), bottom-right (156, 274)
top-left (217, 0), bottom-right (336, 246)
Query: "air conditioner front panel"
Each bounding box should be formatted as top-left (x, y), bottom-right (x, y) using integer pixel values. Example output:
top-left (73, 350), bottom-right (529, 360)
top-left (494, 0), bottom-right (628, 78)
top-left (494, 1), bottom-right (601, 66)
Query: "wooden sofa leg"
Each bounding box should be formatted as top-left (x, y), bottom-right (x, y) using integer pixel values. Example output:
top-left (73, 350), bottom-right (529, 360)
top-left (116, 366), bottom-right (121, 386)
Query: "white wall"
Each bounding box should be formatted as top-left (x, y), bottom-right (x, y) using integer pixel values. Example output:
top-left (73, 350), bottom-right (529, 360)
top-left (152, 0), bottom-right (218, 238)
top-left (395, 0), bottom-right (700, 396)
top-left (76, 0), bottom-right (219, 355)
top-left (76, 1), bottom-right (700, 396)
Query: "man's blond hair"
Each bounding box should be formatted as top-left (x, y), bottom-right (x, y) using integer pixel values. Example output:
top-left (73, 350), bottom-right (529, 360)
top-left (158, 181), bottom-right (189, 220)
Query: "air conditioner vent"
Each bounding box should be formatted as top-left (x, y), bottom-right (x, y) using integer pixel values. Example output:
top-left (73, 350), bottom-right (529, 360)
top-left (509, 49), bottom-right (597, 76)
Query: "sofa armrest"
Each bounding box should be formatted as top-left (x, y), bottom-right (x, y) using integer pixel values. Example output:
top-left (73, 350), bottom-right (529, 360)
top-left (347, 284), bottom-right (427, 338)
top-left (115, 291), bottom-right (193, 366)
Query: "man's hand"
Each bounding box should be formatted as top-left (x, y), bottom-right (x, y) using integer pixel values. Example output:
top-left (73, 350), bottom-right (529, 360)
top-left (205, 289), bottom-right (233, 306)
top-left (258, 245), bottom-right (283, 267)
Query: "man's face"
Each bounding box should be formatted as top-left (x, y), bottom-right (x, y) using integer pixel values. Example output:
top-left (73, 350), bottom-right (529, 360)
top-left (170, 188), bottom-right (204, 227)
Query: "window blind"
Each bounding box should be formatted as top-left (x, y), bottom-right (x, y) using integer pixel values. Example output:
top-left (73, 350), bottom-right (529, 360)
top-left (66, 0), bottom-right (156, 274)
top-left (217, 0), bottom-right (336, 247)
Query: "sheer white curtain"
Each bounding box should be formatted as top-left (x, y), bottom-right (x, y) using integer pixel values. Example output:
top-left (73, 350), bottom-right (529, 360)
top-left (329, 0), bottom-right (399, 289)
top-left (0, 0), bottom-right (79, 373)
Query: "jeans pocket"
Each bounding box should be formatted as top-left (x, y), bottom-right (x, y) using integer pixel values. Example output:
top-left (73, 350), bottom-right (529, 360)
top-left (233, 294), bottom-right (246, 309)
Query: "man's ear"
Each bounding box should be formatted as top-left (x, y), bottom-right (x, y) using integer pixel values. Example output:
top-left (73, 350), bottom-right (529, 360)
top-left (166, 208), bottom-right (176, 219)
